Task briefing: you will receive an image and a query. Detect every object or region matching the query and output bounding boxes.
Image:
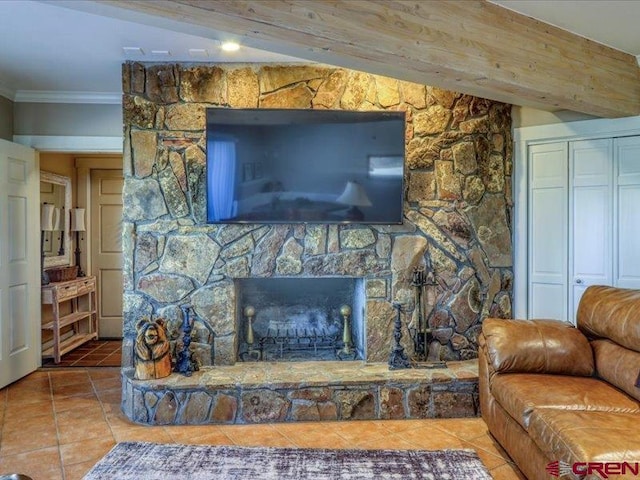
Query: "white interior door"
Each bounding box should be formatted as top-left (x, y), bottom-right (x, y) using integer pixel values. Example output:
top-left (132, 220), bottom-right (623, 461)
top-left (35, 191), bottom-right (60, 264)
top-left (0, 139), bottom-right (40, 388)
top-left (528, 142), bottom-right (568, 321)
top-left (615, 136), bottom-right (640, 289)
top-left (91, 169), bottom-right (124, 338)
top-left (569, 139), bottom-right (613, 323)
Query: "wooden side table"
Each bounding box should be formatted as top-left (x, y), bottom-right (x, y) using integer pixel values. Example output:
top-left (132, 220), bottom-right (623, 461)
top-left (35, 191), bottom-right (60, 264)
top-left (41, 276), bottom-right (98, 363)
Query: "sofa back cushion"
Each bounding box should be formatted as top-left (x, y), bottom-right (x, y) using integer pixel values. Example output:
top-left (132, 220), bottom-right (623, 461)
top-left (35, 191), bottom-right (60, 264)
top-left (577, 285), bottom-right (640, 353)
top-left (592, 339), bottom-right (640, 401)
top-left (482, 318), bottom-right (594, 376)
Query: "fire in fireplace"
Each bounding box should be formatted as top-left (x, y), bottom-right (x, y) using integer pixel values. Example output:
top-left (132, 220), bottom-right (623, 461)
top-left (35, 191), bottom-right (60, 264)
top-left (236, 278), bottom-right (365, 362)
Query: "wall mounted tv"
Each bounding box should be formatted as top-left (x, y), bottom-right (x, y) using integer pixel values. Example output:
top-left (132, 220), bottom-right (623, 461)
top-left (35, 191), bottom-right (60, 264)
top-left (206, 108), bottom-right (405, 224)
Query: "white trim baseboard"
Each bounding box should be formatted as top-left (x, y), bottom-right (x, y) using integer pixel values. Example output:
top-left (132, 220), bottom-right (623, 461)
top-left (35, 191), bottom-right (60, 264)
top-left (12, 135), bottom-right (122, 153)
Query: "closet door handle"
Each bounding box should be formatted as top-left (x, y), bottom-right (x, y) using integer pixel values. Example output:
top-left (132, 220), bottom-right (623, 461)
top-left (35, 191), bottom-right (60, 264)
top-left (575, 279), bottom-right (583, 284)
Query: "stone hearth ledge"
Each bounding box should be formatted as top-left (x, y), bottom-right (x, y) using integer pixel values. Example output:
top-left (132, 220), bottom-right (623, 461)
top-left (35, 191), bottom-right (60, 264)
top-left (121, 360), bottom-right (479, 425)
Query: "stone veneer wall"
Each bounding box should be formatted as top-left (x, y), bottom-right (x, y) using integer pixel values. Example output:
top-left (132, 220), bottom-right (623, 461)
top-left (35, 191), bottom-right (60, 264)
top-left (121, 62), bottom-right (513, 368)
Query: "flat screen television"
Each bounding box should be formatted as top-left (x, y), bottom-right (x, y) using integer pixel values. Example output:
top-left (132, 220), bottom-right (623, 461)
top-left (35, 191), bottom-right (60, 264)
top-left (205, 108), bottom-right (405, 224)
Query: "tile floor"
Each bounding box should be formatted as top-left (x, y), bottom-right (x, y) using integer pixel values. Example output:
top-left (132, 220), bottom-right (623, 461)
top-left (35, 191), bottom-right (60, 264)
top-left (41, 341), bottom-right (122, 368)
top-left (0, 368), bottom-right (525, 480)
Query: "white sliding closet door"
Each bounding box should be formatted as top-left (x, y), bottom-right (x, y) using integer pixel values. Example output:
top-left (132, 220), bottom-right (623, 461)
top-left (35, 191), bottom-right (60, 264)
top-left (569, 139), bottom-right (613, 323)
top-left (615, 136), bottom-right (640, 289)
top-left (528, 142), bottom-right (568, 321)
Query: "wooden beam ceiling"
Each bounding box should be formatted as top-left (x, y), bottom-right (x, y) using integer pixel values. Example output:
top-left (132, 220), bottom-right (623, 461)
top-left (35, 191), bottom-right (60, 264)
top-left (105, 0), bottom-right (640, 118)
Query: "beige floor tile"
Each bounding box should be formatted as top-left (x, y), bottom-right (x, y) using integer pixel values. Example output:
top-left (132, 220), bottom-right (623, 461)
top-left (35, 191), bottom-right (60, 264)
top-left (96, 388), bottom-right (121, 405)
top-left (164, 425), bottom-right (228, 443)
top-left (0, 445), bottom-right (63, 480)
top-left (0, 421), bottom-right (58, 456)
top-left (3, 400), bottom-right (54, 424)
top-left (331, 420), bottom-right (393, 444)
top-left (6, 388), bottom-right (52, 406)
top-left (218, 424), bottom-right (294, 447)
top-left (372, 419), bottom-right (430, 434)
top-left (109, 425), bottom-right (174, 444)
top-left (0, 388), bottom-right (8, 418)
top-left (49, 370), bottom-right (91, 388)
top-left (430, 417), bottom-right (490, 440)
top-left (400, 425), bottom-right (467, 450)
top-left (170, 428), bottom-right (235, 446)
top-left (91, 376), bottom-right (121, 392)
top-left (490, 462), bottom-right (527, 480)
top-left (86, 368), bottom-right (120, 380)
top-left (53, 392), bottom-right (100, 413)
top-left (461, 440), bottom-right (508, 470)
top-left (63, 459), bottom-right (96, 480)
top-left (462, 433), bottom-right (513, 469)
top-left (355, 434), bottom-right (419, 450)
top-left (59, 436), bottom-right (115, 466)
top-left (51, 382), bottom-right (95, 399)
top-left (56, 415), bottom-right (113, 445)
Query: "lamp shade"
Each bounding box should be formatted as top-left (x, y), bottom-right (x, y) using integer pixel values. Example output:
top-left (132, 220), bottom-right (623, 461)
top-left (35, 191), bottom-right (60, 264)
top-left (70, 208), bottom-right (86, 232)
top-left (41, 203), bottom-right (57, 231)
top-left (336, 181), bottom-right (372, 207)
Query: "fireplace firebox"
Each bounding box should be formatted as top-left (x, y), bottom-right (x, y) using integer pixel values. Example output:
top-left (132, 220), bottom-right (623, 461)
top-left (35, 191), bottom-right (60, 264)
top-left (236, 278), bottom-right (365, 362)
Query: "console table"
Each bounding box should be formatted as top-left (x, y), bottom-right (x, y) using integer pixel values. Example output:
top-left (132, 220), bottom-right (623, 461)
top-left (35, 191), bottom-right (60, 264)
top-left (41, 276), bottom-right (98, 363)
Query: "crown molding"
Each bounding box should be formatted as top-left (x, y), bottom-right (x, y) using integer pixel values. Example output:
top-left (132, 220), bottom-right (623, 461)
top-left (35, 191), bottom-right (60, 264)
top-left (0, 81), bottom-right (15, 101)
top-left (13, 91), bottom-right (121, 104)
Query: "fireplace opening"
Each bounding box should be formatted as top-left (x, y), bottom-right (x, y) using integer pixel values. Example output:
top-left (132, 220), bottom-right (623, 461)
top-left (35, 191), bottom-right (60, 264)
top-left (236, 278), bottom-right (365, 362)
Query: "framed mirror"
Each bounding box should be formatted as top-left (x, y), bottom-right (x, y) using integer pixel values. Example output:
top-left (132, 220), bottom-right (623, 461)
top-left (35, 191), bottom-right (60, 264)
top-left (40, 171), bottom-right (72, 268)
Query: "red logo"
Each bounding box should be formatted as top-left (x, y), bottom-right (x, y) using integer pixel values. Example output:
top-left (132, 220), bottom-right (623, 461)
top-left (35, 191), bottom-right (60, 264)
top-left (546, 460), bottom-right (572, 477)
top-left (546, 461), bottom-right (640, 479)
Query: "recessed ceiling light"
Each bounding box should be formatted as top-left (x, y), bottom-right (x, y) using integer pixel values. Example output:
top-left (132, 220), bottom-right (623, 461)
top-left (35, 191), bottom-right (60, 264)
top-left (122, 47), bottom-right (144, 56)
top-left (188, 48), bottom-right (209, 58)
top-left (150, 50), bottom-right (171, 56)
top-left (221, 41), bottom-right (240, 52)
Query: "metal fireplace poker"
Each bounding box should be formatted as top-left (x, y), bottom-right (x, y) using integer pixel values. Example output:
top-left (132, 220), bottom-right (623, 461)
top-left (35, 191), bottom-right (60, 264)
top-left (409, 265), bottom-right (447, 368)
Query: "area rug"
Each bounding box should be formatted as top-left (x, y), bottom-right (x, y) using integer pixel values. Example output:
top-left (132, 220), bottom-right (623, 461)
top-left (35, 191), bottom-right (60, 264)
top-left (83, 441), bottom-right (492, 480)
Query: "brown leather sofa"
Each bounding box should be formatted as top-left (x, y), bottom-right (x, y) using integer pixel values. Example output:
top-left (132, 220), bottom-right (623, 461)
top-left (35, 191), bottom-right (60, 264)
top-left (479, 285), bottom-right (640, 480)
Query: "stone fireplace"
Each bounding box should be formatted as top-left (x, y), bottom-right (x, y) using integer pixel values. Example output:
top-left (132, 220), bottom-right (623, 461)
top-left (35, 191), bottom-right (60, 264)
top-left (120, 62), bottom-right (513, 424)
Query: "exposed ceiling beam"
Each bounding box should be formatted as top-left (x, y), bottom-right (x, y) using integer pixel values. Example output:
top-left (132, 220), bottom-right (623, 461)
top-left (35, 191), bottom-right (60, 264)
top-left (101, 0), bottom-right (640, 118)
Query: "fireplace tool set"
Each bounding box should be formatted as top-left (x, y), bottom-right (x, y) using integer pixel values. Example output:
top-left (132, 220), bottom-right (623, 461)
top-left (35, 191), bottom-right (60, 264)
top-left (389, 266), bottom-right (447, 370)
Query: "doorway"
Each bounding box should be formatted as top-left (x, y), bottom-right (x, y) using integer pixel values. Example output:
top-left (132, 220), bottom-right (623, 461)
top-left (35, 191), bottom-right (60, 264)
top-left (90, 169), bottom-right (124, 338)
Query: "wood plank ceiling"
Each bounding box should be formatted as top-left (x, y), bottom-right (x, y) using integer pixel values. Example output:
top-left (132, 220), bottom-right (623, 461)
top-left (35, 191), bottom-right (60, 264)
top-left (104, 0), bottom-right (640, 117)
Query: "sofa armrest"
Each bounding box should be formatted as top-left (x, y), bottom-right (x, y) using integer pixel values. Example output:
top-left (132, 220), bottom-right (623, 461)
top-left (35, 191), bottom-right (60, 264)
top-left (482, 318), bottom-right (594, 377)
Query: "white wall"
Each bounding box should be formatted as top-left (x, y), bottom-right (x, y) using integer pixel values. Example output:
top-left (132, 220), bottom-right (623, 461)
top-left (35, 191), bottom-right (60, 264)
top-left (14, 102), bottom-right (122, 137)
top-left (512, 106), bottom-right (599, 129)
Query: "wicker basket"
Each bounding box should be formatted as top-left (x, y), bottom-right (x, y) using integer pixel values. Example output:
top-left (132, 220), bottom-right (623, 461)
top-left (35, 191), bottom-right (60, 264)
top-left (47, 265), bottom-right (78, 282)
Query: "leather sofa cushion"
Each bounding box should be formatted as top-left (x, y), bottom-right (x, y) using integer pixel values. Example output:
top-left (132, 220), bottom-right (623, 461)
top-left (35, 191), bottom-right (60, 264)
top-left (483, 318), bottom-right (594, 376)
top-left (491, 373), bottom-right (640, 430)
top-left (528, 409), bottom-right (640, 465)
top-left (593, 339), bottom-right (640, 401)
top-left (578, 285), bottom-right (640, 353)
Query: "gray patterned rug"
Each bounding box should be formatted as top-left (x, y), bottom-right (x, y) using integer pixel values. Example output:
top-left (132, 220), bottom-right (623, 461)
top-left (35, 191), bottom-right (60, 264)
top-left (83, 441), bottom-right (492, 480)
